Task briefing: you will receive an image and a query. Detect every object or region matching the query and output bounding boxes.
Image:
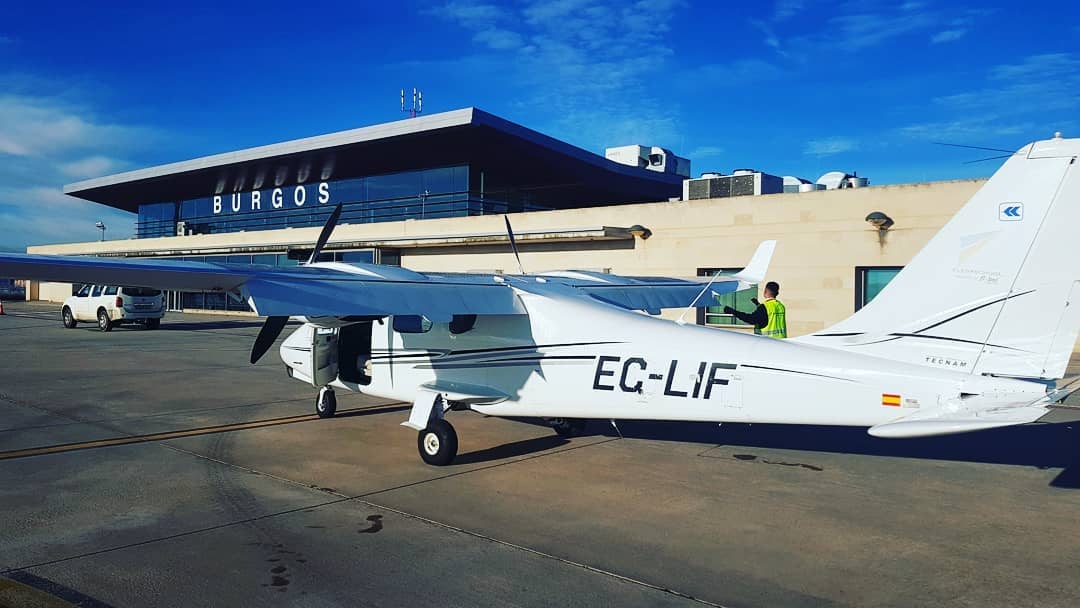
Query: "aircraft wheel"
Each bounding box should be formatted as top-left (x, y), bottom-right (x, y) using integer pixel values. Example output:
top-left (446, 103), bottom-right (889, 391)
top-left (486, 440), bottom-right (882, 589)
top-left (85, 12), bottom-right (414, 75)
top-left (552, 418), bottom-right (587, 438)
top-left (62, 307), bottom-right (77, 329)
top-left (316, 388), bottom-right (337, 418)
top-left (418, 419), bottom-right (458, 466)
top-left (97, 308), bottom-right (113, 332)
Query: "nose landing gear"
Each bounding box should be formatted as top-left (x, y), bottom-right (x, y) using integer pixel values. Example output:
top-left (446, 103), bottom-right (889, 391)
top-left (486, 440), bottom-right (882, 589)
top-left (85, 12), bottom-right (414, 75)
top-left (316, 387), bottom-right (337, 418)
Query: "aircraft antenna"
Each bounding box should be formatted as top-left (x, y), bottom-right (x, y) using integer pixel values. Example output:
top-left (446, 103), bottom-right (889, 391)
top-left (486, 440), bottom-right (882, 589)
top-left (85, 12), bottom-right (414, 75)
top-left (504, 216), bottom-right (526, 274)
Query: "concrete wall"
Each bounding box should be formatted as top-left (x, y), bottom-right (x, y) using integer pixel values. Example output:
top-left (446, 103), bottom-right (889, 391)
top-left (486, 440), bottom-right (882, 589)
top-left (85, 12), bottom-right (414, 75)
top-left (28, 179), bottom-right (984, 337)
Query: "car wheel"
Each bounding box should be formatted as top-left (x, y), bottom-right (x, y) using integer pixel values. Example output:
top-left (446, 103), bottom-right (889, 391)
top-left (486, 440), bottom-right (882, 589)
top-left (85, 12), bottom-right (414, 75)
top-left (97, 308), bottom-right (113, 332)
top-left (146, 318), bottom-right (160, 330)
top-left (62, 307), bottom-right (77, 329)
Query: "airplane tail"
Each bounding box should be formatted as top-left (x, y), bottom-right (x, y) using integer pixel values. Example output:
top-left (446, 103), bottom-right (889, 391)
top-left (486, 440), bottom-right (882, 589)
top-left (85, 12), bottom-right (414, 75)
top-left (799, 136), bottom-right (1080, 380)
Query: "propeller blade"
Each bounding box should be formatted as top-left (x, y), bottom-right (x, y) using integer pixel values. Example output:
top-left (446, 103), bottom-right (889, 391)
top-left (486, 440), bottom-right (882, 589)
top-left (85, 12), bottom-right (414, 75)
top-left (306, 203), bottom-right (344, 265)
top-left (504, 216), bottom-right (525, 275)
top-left (250, 315), bottom-right (290, 364)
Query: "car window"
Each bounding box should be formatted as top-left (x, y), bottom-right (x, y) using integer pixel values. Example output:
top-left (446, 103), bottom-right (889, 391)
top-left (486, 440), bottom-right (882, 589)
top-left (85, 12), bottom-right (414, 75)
top-left (91, 285), bottom-right (103, 297)
top-left (120, 287), bottom-right (162, 297)
top-left (449, 314), bottom-right (477, 334)
top-left (103, 286), bottom-right (118, 295)
top-left (76, 284), bottom-right (91, 297)
top-left (393, 315), bottom-right (432, 334)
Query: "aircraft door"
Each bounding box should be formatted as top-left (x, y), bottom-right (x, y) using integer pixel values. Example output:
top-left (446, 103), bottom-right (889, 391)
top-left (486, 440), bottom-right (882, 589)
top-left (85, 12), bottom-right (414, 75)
top-left (310, 327), bottom-right (340, 388)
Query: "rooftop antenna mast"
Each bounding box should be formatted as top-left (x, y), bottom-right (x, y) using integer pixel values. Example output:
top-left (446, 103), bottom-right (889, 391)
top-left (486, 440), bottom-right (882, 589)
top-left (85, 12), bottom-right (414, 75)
top-left (401, 87), bottom-right (423, 118)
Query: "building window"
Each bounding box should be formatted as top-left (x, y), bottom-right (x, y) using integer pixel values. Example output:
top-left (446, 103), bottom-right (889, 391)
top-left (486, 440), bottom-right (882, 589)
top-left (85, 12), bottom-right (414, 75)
top-left (696, 268), bottom-right (757, 327)
top-left (856, 266), bottom-right (903, 311)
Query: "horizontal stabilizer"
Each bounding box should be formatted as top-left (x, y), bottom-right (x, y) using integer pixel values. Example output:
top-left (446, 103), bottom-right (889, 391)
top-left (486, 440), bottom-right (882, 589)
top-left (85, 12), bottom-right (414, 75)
top-left (868, 405), bottom-right (1049, 438)
top-left (865, 382), bottom-right (1080, 438)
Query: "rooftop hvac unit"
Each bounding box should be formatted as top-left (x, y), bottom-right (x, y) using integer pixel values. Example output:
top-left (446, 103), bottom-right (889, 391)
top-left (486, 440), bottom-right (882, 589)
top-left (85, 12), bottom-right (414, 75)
top-left (816, 171), bottom-right (870, 190)
top-left (682, 171), bottom-right (783, 200)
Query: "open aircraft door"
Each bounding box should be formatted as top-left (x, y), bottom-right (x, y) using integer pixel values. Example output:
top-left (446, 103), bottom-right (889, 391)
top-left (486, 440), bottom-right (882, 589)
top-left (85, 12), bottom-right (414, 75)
top-left (310, 327), bottom-right (340, 387)
top-left (281, 325), bottom-right (339, 387)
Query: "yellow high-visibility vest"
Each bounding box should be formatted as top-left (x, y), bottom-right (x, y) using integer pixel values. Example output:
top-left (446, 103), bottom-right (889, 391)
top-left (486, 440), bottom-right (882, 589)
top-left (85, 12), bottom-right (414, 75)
top-left (761, 298), bottom-right (787, 339)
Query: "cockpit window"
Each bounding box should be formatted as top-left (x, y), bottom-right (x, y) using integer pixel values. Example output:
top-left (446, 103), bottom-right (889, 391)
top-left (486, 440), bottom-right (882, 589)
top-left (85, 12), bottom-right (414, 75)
top-left (393, 315), bottom-right (432, 334)
top-left (449, 314), bottom-right (477, 334)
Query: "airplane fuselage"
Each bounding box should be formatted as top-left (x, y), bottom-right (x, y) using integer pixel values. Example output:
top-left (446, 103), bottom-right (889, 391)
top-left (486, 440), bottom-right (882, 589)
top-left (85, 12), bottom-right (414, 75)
top-left (294, 290), bottom-right (1047, 430)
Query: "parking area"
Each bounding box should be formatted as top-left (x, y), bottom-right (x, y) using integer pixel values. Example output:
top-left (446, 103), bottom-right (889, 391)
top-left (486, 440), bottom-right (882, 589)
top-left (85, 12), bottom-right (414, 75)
top-left (1, 300), bottom-right (1078, 607)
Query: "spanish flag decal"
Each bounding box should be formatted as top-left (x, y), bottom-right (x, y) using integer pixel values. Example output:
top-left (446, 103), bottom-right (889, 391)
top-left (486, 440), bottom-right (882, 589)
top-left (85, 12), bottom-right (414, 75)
top-left (882, 394), bottom-right (902, 407)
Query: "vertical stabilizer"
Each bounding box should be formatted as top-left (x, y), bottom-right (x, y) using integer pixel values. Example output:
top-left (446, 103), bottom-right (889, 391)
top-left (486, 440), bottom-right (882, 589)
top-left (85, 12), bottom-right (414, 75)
top-left (799, 137), bottom-right (1080, 379)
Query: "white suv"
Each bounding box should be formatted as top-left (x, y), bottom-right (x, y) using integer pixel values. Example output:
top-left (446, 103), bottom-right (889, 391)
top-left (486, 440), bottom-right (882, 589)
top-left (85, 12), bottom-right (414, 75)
top-left (62, 284), bottom-right (165, 331)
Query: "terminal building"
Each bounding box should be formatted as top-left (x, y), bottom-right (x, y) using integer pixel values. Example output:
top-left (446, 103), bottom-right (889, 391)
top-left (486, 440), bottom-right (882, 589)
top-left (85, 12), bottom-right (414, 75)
top-left (26, 107), bottom-right (986, 337)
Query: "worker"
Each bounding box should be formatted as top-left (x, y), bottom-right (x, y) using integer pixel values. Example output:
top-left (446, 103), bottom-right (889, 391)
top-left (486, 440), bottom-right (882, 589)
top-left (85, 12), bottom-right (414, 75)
top-left (724, 281), bottom-right (787, 338)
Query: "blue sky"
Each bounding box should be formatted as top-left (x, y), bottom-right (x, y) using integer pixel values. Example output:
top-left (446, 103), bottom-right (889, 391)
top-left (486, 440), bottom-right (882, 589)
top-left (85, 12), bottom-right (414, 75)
top-left (1, 0), bottom-right (1076, 249)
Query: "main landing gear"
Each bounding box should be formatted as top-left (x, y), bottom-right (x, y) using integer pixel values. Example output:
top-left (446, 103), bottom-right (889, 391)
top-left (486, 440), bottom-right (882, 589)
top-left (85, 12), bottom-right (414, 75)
top-left (418, 418), bottom-right (458, 466)
top-left (550, 418), bottom-right (588, 437)
top-left (316, 386), bottom-right (337, 418)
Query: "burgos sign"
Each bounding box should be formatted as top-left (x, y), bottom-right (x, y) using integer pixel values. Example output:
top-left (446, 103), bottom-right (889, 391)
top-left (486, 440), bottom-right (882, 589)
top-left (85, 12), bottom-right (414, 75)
top-left (213, 182), bottom-right (331, 214)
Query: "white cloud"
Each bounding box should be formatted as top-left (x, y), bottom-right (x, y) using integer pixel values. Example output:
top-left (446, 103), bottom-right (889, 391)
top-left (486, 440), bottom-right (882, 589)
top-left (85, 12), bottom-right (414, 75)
top-left (426, 0), bottom-right (687, 151)
top-left (0, 91), bottom-right (153, 248)
top-left (60, 156), bottom-right (126, 178)
top-left (473, 28), bottom-right (524, 50)
top-left (685, 145), bottom-right (725, 159)
top-left (774, 0), bottom-right (804, 20)
top-left (803, 137), bottom-right (857, 157)
top-left (931, 28), bottom-right (967, 43)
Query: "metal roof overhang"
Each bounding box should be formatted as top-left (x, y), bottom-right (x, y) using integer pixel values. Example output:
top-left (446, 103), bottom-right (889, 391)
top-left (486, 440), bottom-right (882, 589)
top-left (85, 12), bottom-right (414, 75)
top-left (64, 108), bottom-right (683, 212)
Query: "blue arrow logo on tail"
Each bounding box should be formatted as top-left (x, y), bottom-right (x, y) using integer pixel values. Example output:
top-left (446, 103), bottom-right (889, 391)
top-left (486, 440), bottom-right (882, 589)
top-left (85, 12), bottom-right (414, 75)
top-left (999, 203), bottom-right (1023, 221)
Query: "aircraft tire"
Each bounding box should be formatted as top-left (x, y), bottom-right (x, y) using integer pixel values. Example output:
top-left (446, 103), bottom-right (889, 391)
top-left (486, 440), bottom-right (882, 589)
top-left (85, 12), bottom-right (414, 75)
top-left (552, 418), bottom-right (587, 438)
top-left (62, 307), bottom-right (77, 329)
top-left (418, 419), bottom-right (457, 466)
top-left (316, 389), bottom-right (337, 418)
top-left (97, 308), bottom-right (113, 332)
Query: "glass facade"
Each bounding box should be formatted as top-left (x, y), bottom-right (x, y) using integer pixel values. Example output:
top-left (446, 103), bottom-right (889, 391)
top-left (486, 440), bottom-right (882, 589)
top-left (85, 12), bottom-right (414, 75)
top-left (697, 268), bottom-right (757, 327)
top-left (856, 266), bottom-right (903, 310)
top-left (136, 165), bottom-right (552, 239)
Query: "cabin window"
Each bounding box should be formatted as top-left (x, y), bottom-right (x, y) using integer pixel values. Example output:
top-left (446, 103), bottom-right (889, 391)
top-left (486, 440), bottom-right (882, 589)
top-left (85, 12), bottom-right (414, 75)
top-left (855, 266), bottom-right (903, 311)
top-left (91, 285), bottom-right (103, 297)
top-left (393, 315), bottom-right (432, 334)
top-left (449, 314), bottom-right (477, 334)
top-left (75, 284), bottom-right (91, 297)
top-left (696, 267), bottom-right (755, 327)
top-left (103, 286), bottom-right (118, 295)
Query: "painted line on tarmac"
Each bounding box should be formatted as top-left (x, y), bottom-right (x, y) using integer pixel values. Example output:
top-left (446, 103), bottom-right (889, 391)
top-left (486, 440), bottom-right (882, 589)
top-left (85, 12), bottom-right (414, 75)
top-left (0, 404), bottom-right (406, 461)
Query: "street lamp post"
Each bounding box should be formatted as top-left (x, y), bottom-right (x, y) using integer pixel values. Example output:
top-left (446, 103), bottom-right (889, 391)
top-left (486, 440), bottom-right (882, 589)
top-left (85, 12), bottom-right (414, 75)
top-left (95, 221), bottom-right (106, 241)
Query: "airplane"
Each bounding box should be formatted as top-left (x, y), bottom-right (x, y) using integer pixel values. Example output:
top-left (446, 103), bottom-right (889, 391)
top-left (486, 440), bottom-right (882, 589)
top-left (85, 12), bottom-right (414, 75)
top-left (2, 135), bottom-right (1080, 466)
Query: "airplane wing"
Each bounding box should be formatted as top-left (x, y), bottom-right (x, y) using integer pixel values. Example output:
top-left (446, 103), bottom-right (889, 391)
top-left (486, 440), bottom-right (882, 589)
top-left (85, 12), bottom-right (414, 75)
top-left (0, 240), bottom-right (774, 319)
top-left (868, 377), bottom-right (1080, 438)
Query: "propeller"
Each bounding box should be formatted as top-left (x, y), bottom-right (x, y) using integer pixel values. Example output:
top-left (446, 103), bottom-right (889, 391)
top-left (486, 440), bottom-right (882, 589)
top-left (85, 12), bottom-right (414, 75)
top-left (504, 216), bottom-right (526, 274)
top-left (250, 315), bottom-right (289, 364)
top-left (306, 203), bottom-right (344, 265)
top-left (249, 202), bottom-right (344, 364)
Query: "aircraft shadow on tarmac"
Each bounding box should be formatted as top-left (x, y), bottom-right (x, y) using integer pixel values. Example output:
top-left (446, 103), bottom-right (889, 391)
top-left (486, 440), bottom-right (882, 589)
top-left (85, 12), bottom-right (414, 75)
top-left (505, 418), bottom-right (1080, 489)
top-left (455, 435), bottom-right (571, 465)
top-left (161, 319), bottom-right (294, 331)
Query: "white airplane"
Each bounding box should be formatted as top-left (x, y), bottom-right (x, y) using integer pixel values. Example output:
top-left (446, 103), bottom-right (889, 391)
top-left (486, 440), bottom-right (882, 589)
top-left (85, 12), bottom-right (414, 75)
top-left (3, 135), bottom-right (1080, 465)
